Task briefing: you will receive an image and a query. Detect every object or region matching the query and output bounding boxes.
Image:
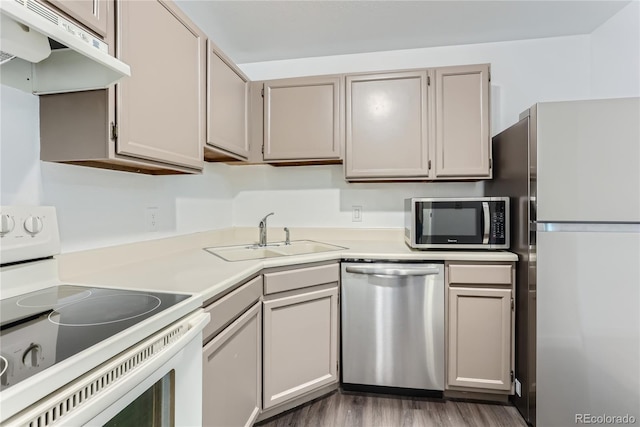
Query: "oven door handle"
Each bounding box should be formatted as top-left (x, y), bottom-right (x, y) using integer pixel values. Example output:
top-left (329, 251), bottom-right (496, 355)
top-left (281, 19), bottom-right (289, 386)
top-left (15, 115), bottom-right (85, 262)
top-left (482, 201), bottom-right (490, 244)
top-left (345, 266), bottom-right (440, 277)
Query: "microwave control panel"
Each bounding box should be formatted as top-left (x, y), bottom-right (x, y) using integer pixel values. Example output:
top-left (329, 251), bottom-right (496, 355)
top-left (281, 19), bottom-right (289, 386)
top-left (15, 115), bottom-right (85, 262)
top-left (489, 202), bottom-right (507, 244)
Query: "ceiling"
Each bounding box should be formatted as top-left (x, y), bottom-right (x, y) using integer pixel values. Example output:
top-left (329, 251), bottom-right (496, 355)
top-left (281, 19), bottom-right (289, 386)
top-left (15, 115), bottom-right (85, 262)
top-left (175, 1), bottom-right (632, 64)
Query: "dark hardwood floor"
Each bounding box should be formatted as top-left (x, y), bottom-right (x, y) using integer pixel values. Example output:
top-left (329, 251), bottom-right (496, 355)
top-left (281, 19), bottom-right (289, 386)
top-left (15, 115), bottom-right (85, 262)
top-left (257, 390), bottom-right (528, 427)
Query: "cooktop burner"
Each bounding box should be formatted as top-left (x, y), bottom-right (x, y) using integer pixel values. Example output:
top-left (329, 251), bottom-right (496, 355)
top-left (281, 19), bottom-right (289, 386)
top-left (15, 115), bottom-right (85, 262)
top-left (17, 287), bottom-right (92, 308)
top-left (0, 285), bottom-right (189, 391)
top-left (49, 294), bottom-right (162, 326)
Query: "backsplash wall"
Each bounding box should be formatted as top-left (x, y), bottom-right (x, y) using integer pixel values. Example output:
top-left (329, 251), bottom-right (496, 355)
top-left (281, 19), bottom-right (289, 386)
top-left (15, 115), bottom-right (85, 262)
top-left (228, 164), bottom-right (483, 228)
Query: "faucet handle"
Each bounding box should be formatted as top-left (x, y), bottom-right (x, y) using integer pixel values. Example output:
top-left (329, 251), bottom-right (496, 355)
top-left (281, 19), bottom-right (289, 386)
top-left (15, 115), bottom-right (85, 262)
top-left (284, 227), bottom-right (290, 245)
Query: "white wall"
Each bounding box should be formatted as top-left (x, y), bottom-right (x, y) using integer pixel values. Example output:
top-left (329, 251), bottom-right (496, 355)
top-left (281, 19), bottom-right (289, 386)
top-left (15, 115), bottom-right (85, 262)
top-left (0, 33), bottom-right (598, 252)
top-left (228, 164), bottom-right (483, 228)
top-left (590, 1), bottom-right (640, 98)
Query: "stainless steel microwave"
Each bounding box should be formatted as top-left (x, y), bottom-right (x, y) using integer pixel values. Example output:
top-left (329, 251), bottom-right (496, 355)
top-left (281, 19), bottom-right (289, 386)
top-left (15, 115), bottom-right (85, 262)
top-left (404, 197), bottom-right (510, 250)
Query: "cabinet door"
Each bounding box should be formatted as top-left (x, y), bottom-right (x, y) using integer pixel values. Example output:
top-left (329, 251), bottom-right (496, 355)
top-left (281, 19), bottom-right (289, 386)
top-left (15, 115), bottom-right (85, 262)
top-left (207, 42), bottom-right (250, 160)
top-left (345, 71), bottom-right (430, 179)
top-left (263, 76), bottom-right (342, 161)
top-left (116, 0), bottom-right (205, 170)
top-left (44, 0), bottom-right (109, 38)
top-left (203, 302), bottom-right (261, 427)
top-left (263, 287), bottom-right (338, 409)
top-left (448, 286), bottom-right (512, 391)
top-left (434, 64), bottom-right (490, 178)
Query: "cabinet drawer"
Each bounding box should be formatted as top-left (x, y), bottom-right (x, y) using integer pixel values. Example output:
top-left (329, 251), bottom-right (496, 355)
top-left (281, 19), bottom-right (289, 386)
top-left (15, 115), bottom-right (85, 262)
top-left (448, 264), bottom-right (512, 285)
top-left (203, 275), bottom-right (262, 343)
top-left (264, 263), bottom-right (339, 295)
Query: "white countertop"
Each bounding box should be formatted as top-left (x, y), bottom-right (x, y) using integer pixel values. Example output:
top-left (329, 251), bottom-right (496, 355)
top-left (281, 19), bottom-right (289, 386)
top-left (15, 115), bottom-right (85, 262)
top-left (59, 228), bottom-right (517, 304)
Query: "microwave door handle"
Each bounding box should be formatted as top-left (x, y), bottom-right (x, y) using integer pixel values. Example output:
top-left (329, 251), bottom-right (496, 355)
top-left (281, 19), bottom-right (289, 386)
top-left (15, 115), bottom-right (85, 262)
top-left (482, 202), bottom-right (490, 244)
top-left (345, 266), bottom-right (440, 277)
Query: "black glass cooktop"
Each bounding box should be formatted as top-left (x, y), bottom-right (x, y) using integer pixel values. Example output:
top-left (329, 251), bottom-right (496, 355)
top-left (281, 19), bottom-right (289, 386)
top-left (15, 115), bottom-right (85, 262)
top-left (0, 285), bottom-right (190, 391)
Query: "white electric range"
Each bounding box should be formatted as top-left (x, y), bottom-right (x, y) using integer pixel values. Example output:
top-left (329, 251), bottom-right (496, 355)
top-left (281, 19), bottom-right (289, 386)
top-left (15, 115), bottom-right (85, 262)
top-left (0, 206), bottom-right (209, 426)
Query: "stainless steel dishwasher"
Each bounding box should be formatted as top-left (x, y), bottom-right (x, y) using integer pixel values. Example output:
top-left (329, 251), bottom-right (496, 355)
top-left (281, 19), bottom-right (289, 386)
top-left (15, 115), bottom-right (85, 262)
top-left (341, 261), bottom-right (445, 394)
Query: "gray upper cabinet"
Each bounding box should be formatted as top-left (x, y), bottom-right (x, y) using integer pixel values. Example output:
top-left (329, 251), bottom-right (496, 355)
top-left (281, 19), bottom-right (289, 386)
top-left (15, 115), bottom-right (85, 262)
top-left (434, 64), bottom-right (491, 179)
top-left (345, 70), bottom-right (431, 180)
top-left (116, 0), bottom-right (205, 170)
top-left (345, 64), bottom-right (491, 181)
top-left (39, 0), bottom-right (205, 174)
top-left (43, 0), bottom-right (109, 38)
top-left (263, 76), bottom-right (343, 162)
top-left (206, 41), bottom-right (251, 161)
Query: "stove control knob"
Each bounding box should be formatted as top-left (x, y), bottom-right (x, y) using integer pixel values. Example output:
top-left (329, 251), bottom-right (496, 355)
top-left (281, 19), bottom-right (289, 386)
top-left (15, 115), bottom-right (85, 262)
top-left (23, 216), bottom-right (43, 236)
top-left (22, 344), bottom-right (42, 368)
top-left (0, 215), bottom-right (15, 236)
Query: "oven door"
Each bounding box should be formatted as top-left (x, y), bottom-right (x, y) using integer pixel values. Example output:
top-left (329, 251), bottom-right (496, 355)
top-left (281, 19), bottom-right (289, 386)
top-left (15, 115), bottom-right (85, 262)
top-left (415, 200), bottom-right (488, 248)
top-left (7, 311), bottom-right (209, 427)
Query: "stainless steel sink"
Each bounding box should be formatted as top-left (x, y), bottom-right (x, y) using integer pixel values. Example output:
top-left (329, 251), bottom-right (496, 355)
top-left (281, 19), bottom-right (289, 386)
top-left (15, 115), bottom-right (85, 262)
top-left (204, 240), bottom-right (345, 262)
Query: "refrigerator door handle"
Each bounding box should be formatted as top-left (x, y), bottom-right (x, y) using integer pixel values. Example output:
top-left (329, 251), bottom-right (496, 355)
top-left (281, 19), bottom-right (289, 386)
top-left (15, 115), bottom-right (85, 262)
top-left (482, 202), bottom-right (490, 244)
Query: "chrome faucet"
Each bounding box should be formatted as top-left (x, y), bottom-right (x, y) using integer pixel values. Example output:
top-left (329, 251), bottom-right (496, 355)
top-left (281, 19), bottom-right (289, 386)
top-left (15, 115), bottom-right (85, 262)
top-left (258, 212), bottom-right (274, 246)
top-left (284, 227), bottom-right (290, 245)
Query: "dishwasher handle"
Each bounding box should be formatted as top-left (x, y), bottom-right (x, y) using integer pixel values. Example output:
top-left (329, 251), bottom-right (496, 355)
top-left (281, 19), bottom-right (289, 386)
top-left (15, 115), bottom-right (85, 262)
top-left (345, 265), bottom-right (441, 277)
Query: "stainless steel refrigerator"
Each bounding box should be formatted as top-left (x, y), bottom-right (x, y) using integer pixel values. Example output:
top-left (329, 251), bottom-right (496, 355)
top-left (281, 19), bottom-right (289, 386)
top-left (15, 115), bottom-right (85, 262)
top-left (486, 97), bottom-right (640, 427)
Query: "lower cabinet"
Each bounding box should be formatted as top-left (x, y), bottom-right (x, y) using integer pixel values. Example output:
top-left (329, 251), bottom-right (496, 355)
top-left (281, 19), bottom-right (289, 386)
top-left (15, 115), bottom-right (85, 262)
top-left (448, 286), bottom-right (512, 391)
top-left (262, 264), bottom-right (340, 410)
top-left (446, 262), bottom-right (515, 394)
top-left (202, 262), bottom-right (340, 424)
top-left (202, 302), bottom-right (261, 427)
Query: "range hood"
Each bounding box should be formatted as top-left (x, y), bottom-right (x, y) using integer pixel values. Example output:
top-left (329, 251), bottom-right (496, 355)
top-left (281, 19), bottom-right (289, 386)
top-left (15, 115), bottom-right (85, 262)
top-left (0, 0), bottom-right (130, 94)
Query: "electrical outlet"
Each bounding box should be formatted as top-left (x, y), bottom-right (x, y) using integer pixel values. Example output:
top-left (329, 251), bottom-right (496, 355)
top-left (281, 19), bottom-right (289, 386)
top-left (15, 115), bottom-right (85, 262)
top-left (352, 206), bottom-right (362, 222)
top-left (515, 378), bottom-right (522, 397)
top-left (145, 207), bottom-right (159, 232)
